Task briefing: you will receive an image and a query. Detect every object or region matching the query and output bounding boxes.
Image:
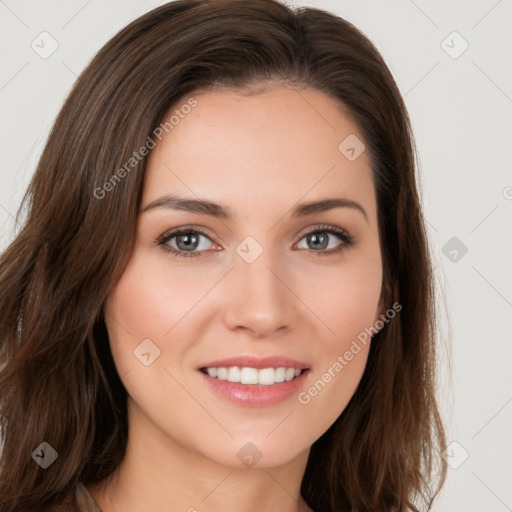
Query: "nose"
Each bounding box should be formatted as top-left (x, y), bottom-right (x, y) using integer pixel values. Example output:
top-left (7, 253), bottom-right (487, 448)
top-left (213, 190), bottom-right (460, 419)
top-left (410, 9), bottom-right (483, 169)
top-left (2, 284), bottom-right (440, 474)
top-left (222, 247), bottom-right (296, 338)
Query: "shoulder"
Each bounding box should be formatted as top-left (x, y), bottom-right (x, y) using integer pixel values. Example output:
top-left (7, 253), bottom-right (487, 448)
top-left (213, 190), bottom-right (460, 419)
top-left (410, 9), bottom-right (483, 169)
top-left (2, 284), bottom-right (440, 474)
top-left (50, 482), bottom-right (102, 512)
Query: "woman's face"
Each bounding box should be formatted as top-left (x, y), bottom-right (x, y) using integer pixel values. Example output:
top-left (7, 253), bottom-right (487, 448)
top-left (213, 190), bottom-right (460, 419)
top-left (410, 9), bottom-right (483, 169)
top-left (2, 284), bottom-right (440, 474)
top-left (104, 84), bottom-right (384, 468)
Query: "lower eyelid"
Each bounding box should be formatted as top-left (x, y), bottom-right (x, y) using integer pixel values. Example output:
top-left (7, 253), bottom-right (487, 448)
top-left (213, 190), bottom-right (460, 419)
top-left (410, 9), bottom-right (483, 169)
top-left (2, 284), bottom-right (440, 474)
top-left (157, 226), bottom-right (354, 257)
top-left (159, 231), bottom-right (215, 253)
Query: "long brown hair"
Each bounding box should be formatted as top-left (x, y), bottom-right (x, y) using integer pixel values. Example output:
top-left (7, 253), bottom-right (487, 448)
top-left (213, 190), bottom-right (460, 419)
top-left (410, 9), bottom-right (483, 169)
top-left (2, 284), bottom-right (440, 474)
top-left (0, 1), bottom-right (447, 510)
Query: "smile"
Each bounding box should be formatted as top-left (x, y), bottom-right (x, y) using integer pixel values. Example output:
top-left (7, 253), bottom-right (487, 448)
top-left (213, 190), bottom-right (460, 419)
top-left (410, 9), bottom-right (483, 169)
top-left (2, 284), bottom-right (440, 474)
top-left (200, 366), bottom-right (303, 386)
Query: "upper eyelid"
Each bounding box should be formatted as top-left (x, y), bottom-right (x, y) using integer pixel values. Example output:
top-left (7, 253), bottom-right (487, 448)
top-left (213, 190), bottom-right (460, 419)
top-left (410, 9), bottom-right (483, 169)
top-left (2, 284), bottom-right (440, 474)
top-left (158, 224), bottom-right (352, 247)
top-left (158, 225), bottom-right (217, 244)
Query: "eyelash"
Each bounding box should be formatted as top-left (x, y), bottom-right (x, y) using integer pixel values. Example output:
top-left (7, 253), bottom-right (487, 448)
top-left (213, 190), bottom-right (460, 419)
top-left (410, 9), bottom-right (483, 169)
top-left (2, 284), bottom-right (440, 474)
top-left (156, 224), bottom-right (356, 259)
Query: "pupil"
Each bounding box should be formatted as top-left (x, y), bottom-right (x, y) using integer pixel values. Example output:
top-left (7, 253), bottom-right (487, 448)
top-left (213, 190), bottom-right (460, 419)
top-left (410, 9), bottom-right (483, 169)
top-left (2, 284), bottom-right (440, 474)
top-left (309, 232), bottom-right (327, 250)
top-left (178, 233), bottom-right (197, 250)
top-left (175, 232), bottom-right (329, 252)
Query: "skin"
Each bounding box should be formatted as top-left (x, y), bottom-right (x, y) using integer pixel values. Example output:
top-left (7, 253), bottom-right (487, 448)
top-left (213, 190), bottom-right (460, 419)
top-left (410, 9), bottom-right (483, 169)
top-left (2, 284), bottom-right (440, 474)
top-left (88, 83), bottom-right (385, 512)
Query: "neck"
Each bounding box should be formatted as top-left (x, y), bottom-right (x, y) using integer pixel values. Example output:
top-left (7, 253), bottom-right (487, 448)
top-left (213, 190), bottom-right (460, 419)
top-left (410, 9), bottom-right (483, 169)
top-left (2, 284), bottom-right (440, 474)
top-left (88, 400), bottom-right (314, 512)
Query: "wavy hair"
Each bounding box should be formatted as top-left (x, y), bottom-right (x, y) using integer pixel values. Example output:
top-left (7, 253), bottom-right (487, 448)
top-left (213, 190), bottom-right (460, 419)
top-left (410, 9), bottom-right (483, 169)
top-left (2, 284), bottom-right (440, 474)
top-left (0, 1), bottom-right (447, 510)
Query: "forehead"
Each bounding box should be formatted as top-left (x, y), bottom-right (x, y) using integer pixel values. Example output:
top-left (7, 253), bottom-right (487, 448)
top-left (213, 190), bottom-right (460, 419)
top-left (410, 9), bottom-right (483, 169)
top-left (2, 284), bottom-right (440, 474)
top-left (143, 86), bottom-right (376, 223)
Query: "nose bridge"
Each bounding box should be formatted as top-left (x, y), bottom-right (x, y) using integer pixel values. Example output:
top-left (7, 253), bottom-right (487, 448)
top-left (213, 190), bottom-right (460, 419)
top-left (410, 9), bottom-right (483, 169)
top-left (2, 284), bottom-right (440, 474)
top-left (224, 235), bottom-right (293, 334)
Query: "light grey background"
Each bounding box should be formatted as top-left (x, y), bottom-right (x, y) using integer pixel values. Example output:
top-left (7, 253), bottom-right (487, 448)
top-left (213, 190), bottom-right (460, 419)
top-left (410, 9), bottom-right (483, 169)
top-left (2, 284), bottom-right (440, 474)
top-left (1, 1), bottom-right (511, 510)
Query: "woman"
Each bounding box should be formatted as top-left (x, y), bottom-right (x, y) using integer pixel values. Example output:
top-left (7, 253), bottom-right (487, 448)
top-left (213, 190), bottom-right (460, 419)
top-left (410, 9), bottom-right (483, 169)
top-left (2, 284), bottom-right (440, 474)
top-left (0, 0), bottom-right (447, 510)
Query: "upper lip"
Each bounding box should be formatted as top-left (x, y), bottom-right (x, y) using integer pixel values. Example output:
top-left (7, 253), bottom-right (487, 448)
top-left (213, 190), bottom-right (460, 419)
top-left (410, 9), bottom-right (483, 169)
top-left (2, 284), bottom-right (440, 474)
top-left (198, 355), bottom-right (310, 370)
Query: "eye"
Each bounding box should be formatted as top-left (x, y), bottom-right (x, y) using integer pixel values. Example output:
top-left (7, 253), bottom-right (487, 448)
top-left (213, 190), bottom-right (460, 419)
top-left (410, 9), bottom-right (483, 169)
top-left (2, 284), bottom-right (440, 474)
top-left (294, 225), bottom-right (355, 256)
top-left (157, 224), bottom-right (355, 259)
top-left (157, 227), bottom-right (217, 258)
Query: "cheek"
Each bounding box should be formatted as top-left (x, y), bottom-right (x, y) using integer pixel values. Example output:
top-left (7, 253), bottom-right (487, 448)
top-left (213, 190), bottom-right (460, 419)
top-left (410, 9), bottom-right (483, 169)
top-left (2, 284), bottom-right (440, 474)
top-left (104, 252), bottom-right (208, 362)
top-left (103, 257), bottom-right (173, 378)
top-left (304, 253), bottom-right (383, 352)
top-left (291, 253), bottom-right (381, 435)
top-left (294, 279), bottom-right (379, 444)
top-left (296, 343), bottom-right (370, 450)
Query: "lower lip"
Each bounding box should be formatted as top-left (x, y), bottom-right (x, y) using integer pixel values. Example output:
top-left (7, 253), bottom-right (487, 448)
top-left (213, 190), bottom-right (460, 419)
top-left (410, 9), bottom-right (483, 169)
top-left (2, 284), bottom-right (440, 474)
top-left (198, 370), bottom-right (309, 407)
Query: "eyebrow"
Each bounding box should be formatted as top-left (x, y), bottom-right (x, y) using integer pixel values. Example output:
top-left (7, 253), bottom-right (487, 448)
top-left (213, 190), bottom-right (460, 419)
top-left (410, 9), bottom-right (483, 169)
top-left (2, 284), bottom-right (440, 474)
top-left (141, 195), bottom-right (368, 223)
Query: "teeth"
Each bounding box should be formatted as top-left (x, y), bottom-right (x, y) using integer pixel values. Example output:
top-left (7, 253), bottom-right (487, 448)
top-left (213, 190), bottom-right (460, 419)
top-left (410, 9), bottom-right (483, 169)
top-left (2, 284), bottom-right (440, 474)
top-left (227, 366), bottom-right (241, 382)
top-left (240, 367), bottom-right (259, 384)
top-left (258, 368), bottom-right (275, 386)
top-left (275, 367), bottom-right (286, 383)
top-left (285, 368), bottom-right (295, 381)
top-left (203, 366), bottom-right (304, 385)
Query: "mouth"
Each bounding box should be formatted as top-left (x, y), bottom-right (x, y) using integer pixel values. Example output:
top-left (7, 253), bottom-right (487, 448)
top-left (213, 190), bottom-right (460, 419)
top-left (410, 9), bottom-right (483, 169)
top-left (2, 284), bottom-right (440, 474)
top-left (196, 356), bottom-right (311, 407)
top-left (199, 366), bottom-right (306, 385)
